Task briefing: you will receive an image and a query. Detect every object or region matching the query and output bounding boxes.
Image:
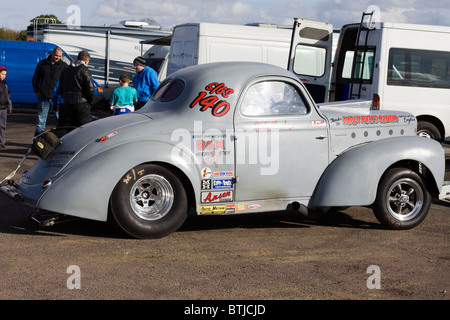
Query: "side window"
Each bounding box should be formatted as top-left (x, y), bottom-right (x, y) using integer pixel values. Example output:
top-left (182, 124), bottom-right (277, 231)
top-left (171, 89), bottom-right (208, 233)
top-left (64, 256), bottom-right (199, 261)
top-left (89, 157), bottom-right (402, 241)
top-left (292, 45), bottom-right (327, 77)
top-left (388, 48), bottom-right (450, 88)
top-left (241, 81), bottom-right (308, 116)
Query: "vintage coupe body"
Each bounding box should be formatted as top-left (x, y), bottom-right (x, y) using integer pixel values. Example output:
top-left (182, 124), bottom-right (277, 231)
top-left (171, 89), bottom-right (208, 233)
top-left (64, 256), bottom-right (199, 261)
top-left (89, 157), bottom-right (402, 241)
top-left (3, 62), bottom-right (446, 238)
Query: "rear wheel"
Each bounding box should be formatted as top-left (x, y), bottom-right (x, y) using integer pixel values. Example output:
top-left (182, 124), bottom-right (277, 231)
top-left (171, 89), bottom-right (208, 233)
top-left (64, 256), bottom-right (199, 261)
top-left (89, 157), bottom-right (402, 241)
top-left (373, 168), bottom-right (431, 230)
top-left (110, 164), bottom-right (188, 239)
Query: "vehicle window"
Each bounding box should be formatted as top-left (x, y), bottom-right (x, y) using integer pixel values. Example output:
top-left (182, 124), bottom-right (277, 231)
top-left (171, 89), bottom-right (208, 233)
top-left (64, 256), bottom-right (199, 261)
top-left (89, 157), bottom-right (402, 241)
top-left (388, 48), bottom-right (450, 88)
top-left (151, 80), bottom-right (171, 101)
top-left (341, 47), bottom-right (375, 82)
top-left (292, 45), bottom-right (327, 77)
top-left (241, 81), bottom-right (308, 116)
top-left (160, 80), bottom-right (185, 102)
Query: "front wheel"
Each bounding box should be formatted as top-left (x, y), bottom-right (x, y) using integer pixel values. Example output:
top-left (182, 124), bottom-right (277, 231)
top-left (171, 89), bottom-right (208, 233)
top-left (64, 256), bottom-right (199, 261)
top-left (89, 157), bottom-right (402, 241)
top-left (110, 164), bottom-right (188, 239)
top-left (373, 168), bottom-right (431, 230)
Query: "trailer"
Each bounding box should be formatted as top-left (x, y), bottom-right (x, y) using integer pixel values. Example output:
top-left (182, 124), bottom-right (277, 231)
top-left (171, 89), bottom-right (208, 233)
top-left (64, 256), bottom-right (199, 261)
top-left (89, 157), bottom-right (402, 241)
top-left (27, 20), bottom-right (171, 94)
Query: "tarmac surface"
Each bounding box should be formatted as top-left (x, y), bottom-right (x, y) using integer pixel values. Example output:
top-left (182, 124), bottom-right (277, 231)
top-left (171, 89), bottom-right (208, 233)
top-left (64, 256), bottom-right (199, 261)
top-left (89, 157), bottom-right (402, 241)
top-left (0, 112), bottom-right (449, 303)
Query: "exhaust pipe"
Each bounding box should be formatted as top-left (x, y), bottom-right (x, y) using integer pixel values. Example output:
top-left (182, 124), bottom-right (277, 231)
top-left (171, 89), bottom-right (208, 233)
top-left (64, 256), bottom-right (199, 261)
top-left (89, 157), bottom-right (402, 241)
top-left (290, 201), bottom-right (325, 220)
top-left (0, 184), bottom-right (23, 202)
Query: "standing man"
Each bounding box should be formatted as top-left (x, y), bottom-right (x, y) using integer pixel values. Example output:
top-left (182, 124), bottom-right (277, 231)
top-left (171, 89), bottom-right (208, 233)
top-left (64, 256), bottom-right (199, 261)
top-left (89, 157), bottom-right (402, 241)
top-left (132, 56), bottom-right (159, 110)
top-left (32, 46), bottom-right (68, 137)
top-left (0, 66), bottom-right (12, 149)
top-left (58, 51), bottom-right (94, 132)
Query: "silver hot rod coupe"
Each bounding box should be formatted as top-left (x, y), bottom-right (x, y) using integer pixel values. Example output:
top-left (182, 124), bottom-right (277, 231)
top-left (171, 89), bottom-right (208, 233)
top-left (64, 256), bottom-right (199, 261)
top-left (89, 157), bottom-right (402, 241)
top-left (1, 62), bottom-right (446, 238)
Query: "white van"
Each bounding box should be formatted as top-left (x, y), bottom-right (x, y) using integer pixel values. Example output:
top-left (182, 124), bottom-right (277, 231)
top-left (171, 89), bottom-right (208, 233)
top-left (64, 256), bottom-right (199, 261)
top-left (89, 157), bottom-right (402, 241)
top-left (165, 22), bottom-right (292, 78)
top-left (290, 15), bottom-right (450, 142)
top-left (329, 20), bottom-right (450, 142)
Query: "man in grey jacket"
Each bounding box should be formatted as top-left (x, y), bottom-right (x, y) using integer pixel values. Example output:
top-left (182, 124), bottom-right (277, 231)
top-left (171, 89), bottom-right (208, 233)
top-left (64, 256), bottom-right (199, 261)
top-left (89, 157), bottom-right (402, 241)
top-left (58, 51), bottom-right (94, 132)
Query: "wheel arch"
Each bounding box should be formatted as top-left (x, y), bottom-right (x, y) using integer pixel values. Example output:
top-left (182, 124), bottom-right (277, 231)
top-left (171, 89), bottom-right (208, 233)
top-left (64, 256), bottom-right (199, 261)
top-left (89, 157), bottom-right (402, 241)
top-left (308, 136), bottom-right (445, 208)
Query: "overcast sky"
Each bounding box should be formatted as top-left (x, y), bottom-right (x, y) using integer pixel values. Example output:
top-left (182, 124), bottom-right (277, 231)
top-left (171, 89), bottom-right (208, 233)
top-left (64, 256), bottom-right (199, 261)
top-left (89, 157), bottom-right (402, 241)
top-left (2, 0), bottom-right (450, 31)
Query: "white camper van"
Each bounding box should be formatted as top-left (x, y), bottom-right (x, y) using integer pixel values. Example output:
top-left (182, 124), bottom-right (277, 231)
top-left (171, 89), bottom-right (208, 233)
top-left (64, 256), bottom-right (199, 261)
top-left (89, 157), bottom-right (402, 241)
top-left (329, 20), bottom-right (450, 142)
top-left (165, 22), bottom-right (293, 78)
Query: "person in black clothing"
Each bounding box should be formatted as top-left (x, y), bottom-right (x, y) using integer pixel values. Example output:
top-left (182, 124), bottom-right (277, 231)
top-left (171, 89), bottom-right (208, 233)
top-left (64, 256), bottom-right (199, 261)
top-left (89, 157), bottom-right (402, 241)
top-left (58, 51), bottom-right (94, 132)
top-left (0, 66), bottom-right (12, 148)
top-left (32, 46), bottom-right (68, 136)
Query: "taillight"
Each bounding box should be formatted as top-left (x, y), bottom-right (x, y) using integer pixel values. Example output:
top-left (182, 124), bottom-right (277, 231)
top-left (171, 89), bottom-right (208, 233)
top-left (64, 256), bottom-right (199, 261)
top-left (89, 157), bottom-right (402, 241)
top-left (372, 94), bottom-right (380, 110)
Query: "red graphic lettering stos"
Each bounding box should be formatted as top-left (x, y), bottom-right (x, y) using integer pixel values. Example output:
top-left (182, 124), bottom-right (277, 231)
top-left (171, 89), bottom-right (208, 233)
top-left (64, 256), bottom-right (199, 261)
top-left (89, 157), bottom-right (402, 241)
top-left (190, 82), bottom-right (234, 117)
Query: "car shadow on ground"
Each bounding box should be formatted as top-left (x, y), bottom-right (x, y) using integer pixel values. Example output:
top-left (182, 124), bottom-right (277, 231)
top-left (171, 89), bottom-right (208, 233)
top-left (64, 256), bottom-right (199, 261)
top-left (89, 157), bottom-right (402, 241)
top-left (0, 208), bottom-right (382, 239)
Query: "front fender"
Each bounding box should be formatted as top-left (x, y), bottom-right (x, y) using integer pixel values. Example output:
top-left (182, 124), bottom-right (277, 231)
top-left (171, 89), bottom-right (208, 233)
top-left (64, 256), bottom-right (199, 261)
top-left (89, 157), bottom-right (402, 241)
top-left (37, 140), bottom-right (200, 221)
top-left (309, 136), bottom-right (445, 208)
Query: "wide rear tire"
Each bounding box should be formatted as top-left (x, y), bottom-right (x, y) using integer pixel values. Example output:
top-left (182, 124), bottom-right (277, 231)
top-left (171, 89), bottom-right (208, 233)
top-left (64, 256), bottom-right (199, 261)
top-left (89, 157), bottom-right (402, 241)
top-left (110, 164), bottom-right (188, 239)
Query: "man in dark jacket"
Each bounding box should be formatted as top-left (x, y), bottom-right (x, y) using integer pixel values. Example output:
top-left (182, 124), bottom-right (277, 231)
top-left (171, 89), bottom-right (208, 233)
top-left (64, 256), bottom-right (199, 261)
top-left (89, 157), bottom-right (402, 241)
top-left (58, 51), bottom-right (94, 131)
top-left (32, 46), bottom-right (68, 136)
top-left (0, 66), bottom-right (12, 148)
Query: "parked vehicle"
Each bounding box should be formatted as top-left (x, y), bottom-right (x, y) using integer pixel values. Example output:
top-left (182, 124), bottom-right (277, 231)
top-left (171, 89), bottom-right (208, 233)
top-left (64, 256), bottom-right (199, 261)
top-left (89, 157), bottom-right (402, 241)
top-left (1, 62), bottom-right (445, 238)
top-left (165, 22), bottom-right (293, 79)
top-left (0, 40), bottom-right (103, 106)
top-left (27, 20), bottom-right (171, 92)
top-left (289, 13), bottom-right (450, 142)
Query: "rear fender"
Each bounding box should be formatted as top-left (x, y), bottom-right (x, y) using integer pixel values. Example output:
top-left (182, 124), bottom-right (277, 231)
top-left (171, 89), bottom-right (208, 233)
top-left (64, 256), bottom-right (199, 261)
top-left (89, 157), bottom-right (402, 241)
top-left (37, 141), bottom-right (200, 221)
top-left (309, 136), bottom-right (445, 208)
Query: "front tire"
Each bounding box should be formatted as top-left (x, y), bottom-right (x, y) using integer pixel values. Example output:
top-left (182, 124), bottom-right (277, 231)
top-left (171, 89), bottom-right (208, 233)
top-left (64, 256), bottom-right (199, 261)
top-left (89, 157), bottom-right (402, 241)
top-left (373, 168), bottom-right (431, 230)
top-left (110, 164), bottom-right (188, 239)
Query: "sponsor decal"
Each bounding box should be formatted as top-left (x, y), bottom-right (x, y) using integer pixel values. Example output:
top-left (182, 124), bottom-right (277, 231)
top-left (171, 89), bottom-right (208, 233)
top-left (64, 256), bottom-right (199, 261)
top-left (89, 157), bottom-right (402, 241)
top-left (201, 179), bottom-right (211, 190)
top-left (201, 191), bottom-right (233, 203)
top-left (226, 204), bottom-right (236, 214)
top-left (197, 139), bottom-right (225, 151)
top-left (200, 206), bottom-right (226, 214)
top-left (213, 171), bottom-right (234, 178)
top-left (312, 120), bottom-right (326, 127)
top-left (248, 204), bottom-right (261, 210)
top-left (236, 204), bottom-right (247, 211)
top-left (343, 115), bottom-right (399, 126)
top-left (213, 179), bottom-right (233, 190)
top-left (201, 167), bottom-right (212, 178)
top-left (190, 82), bottom-right (234, 117)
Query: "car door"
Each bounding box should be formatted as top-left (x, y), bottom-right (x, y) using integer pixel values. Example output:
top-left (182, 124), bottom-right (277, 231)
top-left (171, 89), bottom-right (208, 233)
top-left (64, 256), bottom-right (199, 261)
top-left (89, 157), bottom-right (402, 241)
top-left (288, 18), bottom-right (334, 103)
top-left (233, 76), bottom-right (329, 202)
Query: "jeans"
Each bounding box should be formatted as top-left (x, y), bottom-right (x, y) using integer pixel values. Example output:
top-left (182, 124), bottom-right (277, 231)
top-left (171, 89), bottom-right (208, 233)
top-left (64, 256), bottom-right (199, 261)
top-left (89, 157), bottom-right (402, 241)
top-left (35, 97), bottom-right (59, 136)
top-left (0, 108), bottom-right (6, 146)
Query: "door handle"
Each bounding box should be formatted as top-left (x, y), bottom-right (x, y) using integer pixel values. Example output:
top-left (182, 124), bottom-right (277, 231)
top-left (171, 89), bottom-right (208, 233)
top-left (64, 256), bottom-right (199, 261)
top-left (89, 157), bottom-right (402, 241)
top-left (315, 135), bottom-right (328, 140)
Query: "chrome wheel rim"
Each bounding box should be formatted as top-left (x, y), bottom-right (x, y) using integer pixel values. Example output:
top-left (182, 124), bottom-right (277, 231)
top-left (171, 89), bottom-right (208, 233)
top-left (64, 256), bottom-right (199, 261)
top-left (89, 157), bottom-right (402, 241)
top-left (386, 178), bottom-right (424, 221)
top-left (129, 174), bottom-right (174, 221)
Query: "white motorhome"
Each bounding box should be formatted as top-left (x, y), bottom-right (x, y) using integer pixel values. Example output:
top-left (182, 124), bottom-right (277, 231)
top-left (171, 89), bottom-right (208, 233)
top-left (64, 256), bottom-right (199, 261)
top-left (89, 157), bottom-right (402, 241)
top-left (289, 12), bottom-right (450, 142)
top-left (27, 20), bottom-right (171, 93)
top-left (165, 22), bottom-right (293, 78)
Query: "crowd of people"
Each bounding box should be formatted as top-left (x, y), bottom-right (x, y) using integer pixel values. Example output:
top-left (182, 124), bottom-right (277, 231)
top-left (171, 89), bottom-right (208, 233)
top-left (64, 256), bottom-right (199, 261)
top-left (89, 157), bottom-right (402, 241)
top-left (0, 48), bottom-right (160, 148)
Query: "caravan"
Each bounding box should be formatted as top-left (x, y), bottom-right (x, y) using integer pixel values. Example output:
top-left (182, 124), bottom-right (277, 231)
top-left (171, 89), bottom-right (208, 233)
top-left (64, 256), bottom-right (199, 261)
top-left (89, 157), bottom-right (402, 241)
top-left (27, 21), bottom-right (171, 93)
